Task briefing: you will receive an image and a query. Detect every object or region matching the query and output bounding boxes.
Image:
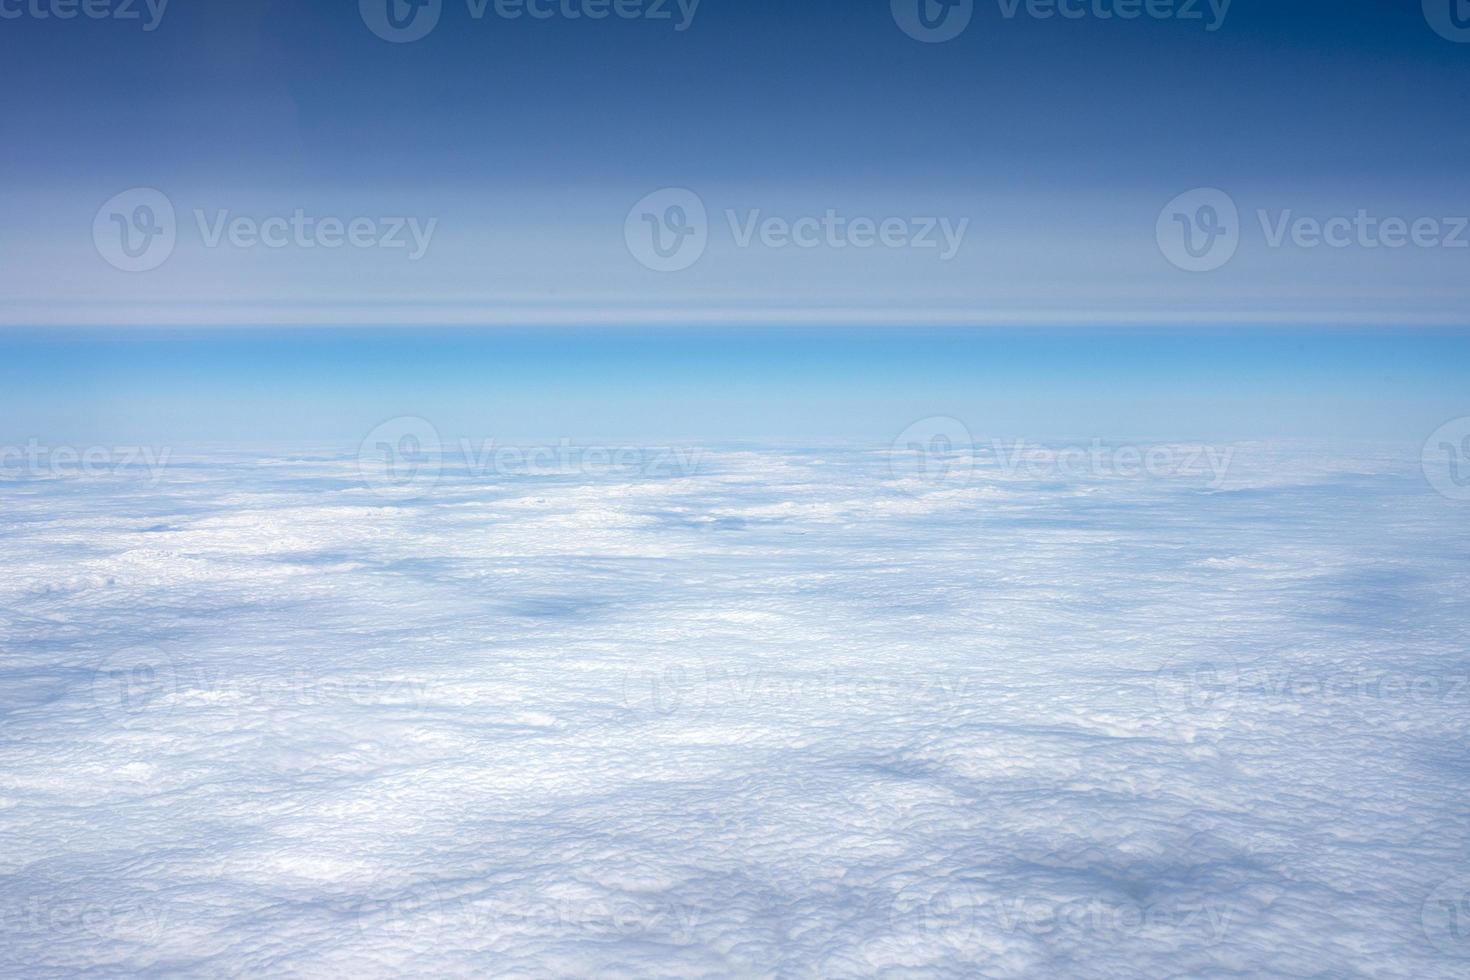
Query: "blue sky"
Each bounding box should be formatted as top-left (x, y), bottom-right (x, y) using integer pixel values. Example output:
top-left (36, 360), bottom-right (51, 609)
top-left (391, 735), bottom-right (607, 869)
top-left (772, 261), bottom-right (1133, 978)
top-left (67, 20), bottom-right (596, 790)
top-left (1, 0), bottom-right (1468, 327)
top-left (2, 327), bottom-right (1466, 445)
top-left (1, 1), bottom-right (1466, 444)
top-left (6, 0), bottom-right (1465, 187)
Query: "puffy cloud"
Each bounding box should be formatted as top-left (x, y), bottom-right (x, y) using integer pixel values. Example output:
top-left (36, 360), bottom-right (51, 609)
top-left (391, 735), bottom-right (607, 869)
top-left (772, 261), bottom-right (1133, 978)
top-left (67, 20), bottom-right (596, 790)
top-left (1, 443), bottom-right (1466, 976)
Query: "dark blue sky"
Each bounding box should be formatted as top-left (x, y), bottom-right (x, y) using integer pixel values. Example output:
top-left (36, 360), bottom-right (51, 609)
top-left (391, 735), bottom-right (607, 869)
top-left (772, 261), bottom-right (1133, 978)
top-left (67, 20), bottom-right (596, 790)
top-left (5, 0), bottom-right (1465, 188)
top-left (1, 0), bottom-right (1467, 328)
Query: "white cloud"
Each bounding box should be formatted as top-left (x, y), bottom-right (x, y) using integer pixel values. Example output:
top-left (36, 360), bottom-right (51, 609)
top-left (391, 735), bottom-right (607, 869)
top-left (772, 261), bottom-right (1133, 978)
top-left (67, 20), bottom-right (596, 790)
top-left (1, 444), bottom-right (1466, 976)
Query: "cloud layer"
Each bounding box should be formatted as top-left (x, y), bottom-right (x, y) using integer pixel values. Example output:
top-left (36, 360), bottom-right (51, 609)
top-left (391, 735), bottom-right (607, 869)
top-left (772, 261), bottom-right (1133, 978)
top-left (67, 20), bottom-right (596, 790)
top-left (2, 443), bottom-right (1467, 976)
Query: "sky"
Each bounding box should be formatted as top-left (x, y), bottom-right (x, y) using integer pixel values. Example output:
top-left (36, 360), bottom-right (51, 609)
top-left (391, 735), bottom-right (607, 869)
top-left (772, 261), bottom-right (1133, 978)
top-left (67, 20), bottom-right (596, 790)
top-left (0, 0), bottom-right (1466, 444)
top-left (1, 326), bottom-right (1467, 445)
top-left (0, 0), bottom-right (1467, 328)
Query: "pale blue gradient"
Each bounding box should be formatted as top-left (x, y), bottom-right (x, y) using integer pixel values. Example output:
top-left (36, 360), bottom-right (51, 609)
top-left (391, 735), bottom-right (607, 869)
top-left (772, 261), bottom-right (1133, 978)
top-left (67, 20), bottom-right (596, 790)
top-left (1, 327), bottom-right (1466, 446)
